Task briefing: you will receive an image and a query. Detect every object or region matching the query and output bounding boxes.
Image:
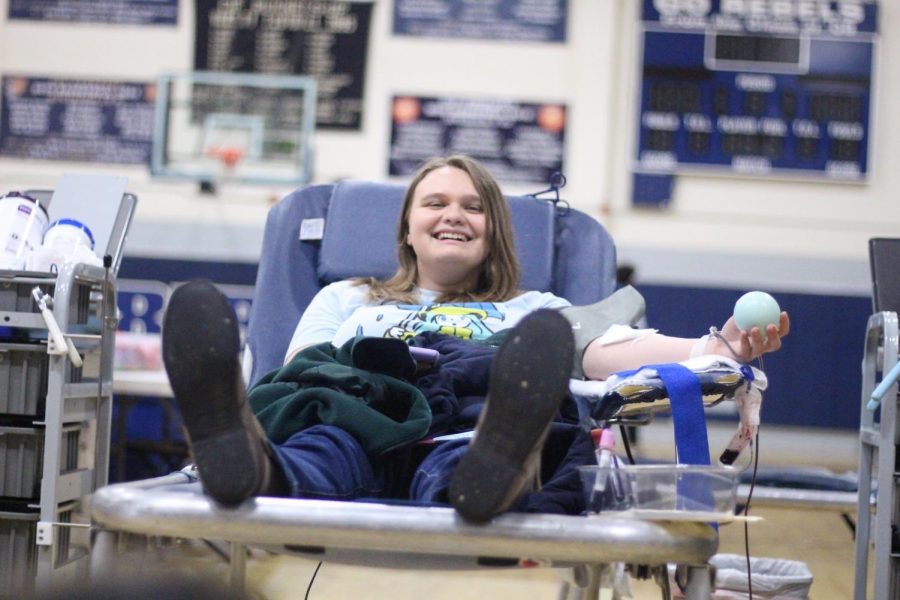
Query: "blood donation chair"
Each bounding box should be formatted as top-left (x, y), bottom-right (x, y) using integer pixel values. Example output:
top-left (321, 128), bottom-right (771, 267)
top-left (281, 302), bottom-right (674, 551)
top-left (91, 180), bottom-right (735, 599)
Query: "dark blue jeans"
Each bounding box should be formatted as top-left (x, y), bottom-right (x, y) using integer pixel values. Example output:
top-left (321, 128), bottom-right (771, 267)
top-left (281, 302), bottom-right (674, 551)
top-left (268, 424), bottom-right (466, 503)
top-left (268, 423), bottom-right (593, 514)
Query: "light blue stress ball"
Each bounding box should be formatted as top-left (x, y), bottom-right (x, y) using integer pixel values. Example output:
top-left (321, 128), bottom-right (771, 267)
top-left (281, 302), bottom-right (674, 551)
top-left (734, 291), bottom-right (781, 339)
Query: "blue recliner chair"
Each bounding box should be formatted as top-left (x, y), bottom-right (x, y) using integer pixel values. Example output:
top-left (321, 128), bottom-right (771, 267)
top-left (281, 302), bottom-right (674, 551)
top-left (242, 180), bottom-right (617, 388)
top-left (91, 181), bottom-right (720, 599)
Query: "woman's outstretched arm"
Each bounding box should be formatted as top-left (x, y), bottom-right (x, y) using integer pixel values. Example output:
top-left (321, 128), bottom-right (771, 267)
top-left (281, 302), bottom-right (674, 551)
top-left (580, 312), bottom-right (790, 381)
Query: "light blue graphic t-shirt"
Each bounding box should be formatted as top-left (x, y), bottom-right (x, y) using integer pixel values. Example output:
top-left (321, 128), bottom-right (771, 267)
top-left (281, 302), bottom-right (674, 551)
top-left (285, 280), bottom-right (570, 361)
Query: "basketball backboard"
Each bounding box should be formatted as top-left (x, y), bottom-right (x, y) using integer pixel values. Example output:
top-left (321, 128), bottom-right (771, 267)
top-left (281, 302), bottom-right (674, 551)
top-left (150, 71), bottom-right (317, 189)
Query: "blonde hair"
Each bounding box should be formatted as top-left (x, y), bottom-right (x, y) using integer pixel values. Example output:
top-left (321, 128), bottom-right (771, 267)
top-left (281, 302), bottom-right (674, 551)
top-left (358, 155), bottom-right (520, 304)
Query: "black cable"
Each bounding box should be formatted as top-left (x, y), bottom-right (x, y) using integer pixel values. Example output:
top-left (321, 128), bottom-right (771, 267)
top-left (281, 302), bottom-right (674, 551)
top-left (743, 429), bottom-right (760, 600)
top-left (740, 431), bottom-right (760, 518)
top-left (741, 353), bottom-right (764, 600)
top-left (304, 561), bottom-right (323, 600)
top-left (201, 539), bottom-right (230, 563)
top-left (841, 512), bottom-right (857, 537)
top-left (618, 423), bottom-right (636, 464)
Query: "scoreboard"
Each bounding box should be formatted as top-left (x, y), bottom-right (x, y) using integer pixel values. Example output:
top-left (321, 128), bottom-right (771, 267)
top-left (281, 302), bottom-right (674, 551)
top-left (635, 0), bottom-right (878, 182)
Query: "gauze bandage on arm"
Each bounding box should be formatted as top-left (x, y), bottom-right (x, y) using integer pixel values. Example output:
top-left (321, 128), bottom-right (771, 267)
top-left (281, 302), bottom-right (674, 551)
top-left (594, 324), bottom-right (658, 346)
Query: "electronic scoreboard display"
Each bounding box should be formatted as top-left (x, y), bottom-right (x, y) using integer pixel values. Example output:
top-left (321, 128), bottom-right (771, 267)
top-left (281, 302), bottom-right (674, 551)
top-left (635, 0), bottom-right (878, 182)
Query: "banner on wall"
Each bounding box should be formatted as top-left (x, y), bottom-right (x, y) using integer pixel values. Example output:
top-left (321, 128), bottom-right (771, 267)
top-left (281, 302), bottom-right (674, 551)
top-left (0, 76), bottom-right (155, 164)
top-left (194, 0), bottom-right (373, 130)
top-left (389, 96), bottom-right (566, 185)
top-left (393, 0), bottom-right (567, 43)
top-left (7, 0), bottom-right (178, 25)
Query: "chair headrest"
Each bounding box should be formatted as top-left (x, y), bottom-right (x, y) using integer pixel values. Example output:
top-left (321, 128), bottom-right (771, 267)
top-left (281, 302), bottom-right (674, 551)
top-left (318, 180), bottom-right (556, 292)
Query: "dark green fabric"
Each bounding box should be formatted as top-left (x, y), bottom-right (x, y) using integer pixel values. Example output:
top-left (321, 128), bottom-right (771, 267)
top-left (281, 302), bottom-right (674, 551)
top-left (248, 338), bottom-right (432, 456)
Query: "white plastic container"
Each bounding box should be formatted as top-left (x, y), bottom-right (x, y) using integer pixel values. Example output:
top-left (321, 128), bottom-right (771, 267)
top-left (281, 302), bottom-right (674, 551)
top-left (0, 192), bottom-right (49, 270)
top-left (43, 219), bottom-right (95, 255)
top-left (26, 218), bottom-right (99, 273)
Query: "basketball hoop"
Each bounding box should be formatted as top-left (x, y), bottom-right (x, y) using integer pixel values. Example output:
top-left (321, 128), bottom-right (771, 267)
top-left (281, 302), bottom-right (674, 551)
top-left (150, 72), bottom-right (316, 188)
top-left (205, 145), bottom-right (245, 171)
top-left (197, 145), bottom-right (246, 194)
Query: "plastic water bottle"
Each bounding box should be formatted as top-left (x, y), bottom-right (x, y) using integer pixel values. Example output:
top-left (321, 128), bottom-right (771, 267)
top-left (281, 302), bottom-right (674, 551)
top-left (43, 219), bottom-right (95, 255)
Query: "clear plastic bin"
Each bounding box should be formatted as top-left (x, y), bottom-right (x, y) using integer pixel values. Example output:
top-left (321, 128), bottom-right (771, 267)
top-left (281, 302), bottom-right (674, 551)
top-left (578, 464), bottom-right (739, 521)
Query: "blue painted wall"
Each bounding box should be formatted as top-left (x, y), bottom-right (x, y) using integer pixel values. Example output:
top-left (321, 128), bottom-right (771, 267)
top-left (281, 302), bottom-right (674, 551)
top-left (119, 256), bottom-right (258, 286)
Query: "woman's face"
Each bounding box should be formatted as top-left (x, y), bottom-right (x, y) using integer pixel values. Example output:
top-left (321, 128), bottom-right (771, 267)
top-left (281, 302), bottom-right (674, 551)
top-left (405, 166), bottom-right (489, 292)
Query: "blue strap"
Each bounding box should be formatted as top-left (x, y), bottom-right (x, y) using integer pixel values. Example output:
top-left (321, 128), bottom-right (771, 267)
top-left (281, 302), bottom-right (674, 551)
top-left (654, 363), bottom-right (717, 521)
top-left (614, 363), bottom-right (716, 520)
top-left (653, 363), bottom-right (710, 466)
top-left (613, 363), bottom-right (710, 465)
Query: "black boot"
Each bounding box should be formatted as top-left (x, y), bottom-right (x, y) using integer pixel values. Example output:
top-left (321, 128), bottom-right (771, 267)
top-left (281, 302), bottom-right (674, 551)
top-left (162, 279), bottom-right (283, 505)
top-left (448, 309), bottom-right (574, 522)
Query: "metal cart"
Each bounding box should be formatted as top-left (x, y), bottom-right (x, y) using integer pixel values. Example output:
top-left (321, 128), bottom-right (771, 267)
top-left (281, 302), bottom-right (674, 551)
top-left (0, 183), bottom-right (135, 597)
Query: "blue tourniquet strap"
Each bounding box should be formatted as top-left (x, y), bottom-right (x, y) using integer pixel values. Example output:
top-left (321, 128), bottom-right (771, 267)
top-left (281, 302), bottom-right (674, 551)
top-left (614, 363), bottom-right (715, 522)
top-left (613, 363), bottom-right (710, 465)
top-left (654, 363), bottom-right (715, 522)
top-left (652, 363), bottom-right (710, 466)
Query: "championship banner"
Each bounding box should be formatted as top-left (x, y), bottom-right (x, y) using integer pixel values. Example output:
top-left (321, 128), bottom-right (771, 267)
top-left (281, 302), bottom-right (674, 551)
top-left (7, 0), bottom-right (178, 25)
top-left (393, 0), bottom-right (567, 43)
top-left (195, 0), bottom-right (373, 130)
top-left (389, 95), bottom-right (566, 185)
top-left (0, 76), bottom-right (155, 164)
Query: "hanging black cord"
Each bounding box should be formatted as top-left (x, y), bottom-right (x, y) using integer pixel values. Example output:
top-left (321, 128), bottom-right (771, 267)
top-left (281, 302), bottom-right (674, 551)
top-left (618, 423), bottom-right (636, 464)
top-left (201, 539), bottom-right (230, 563)
top-left (741, 353), bottom-right (765, 600)
top-left (742, 429), bottom-right (760, 600)
top-left (304, 561), bottom-right (323, 600)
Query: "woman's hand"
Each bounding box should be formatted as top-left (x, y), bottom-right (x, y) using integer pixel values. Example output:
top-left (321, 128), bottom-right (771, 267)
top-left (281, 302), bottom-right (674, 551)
top-left (713, 311), bottom-right (791, 362)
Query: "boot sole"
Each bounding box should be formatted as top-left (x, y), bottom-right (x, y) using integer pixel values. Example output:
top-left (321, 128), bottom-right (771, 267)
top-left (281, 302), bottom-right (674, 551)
top-left (449, 310), bottom-right (574, 522)
top-left (162, 280), bottom-right (264, 505)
